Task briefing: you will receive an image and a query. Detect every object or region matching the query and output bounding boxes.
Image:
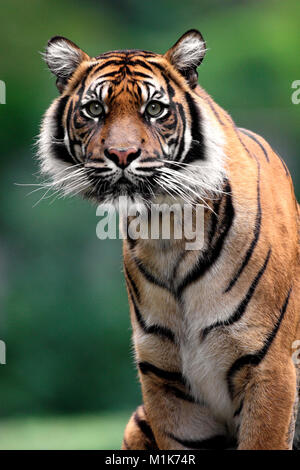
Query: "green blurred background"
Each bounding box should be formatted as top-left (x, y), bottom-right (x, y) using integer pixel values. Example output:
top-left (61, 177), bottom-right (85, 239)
top-left (0, 0), bottom-right (299, 449)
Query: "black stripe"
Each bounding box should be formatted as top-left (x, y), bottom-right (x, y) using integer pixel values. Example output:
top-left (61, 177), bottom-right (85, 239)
top-left (177, 183), bottom-right (234, 297)
top-left (234, 400), bottom-right (244, 417)
top-left (157, 111), bottom-right (173, 126)
top-left (95, 53), bottom-right (126, 60)
top-left (134, 52), bottom-right (157, 57)
top-left (91, 60), bottom-right (125, 74)
top-left (137, 80), bottom-right (155, 89)
top-left (124, 226), bottom-right (137, 250)
top-left (96, 70), bottom-right (123, 78)
top-left (139, 157), bottom-right (159, 164)
top-left (147, 60), bottom-right (168, 73)
top-left (147, 61), bottom-right (183, 89)
top-left (134, 166), bottom-right (158, 172)
top-left (236, 127), bottom-right (254, 160)
top-left (51, 96), bottom-right (75, 165)
top-left (127, 59), bottom-right (153, 71)
top-left (168, 433), bottom-right (231, 450)
top-left (184, 92), bottom-right (205, 162)
top-left (227, 288), bottom-right (292, 398)
top-left (124, 266), bottom-right (140, 302)
top-left (128, 287), bottom-right (175, 342)
top-left (122, 438), bottom-right (130, 449)
top-left (131, 71), bottom-right (152, 79)
top-left (240, 128), bottom-right (270, 162)
top-left (134, 411), bottom-right (157, 447)
top-left (168, 137), bottom-right (177, 146)
top-left (72, 66), bottom-right (94, 98)
top-left (208, 195), bottom-right (223, 244)
top-left (202, 248), bottom-right (271, 339)
top-left (138, 361), bottom-right (184, 384)
top-left (95, 50), bottom-right (156, 59)
top-left (224, 159), bottom-right (261, 293)
top-left (164, 384), bottom-right (199, 404)
top-left (155, 132), bottom-right (168, 158)
top-left (183, 140), bottom-right (205, 164)
top-left (175, 103), bottom-right (186, 161)
top-left (134, 256), bottom-right (172, 293)
top-left (185, 91), bottom-right (203, 142)
top-left (87, 167), bottom-right (112, 174)
top-left (202, 94), bottom-right (226, 127)
top-left (125, 258), bottom-right (176, 345)
top-left (53, 95), bottom-right (69, 140)
top-left (167, 83), bottom-right (175, 99)
top-left (67, 64), bottom-right (96, 93)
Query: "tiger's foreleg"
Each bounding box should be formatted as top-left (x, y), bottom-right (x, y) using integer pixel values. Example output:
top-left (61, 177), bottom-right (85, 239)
top-left (122, 405), bottom-right (158, 450)
top-left (134, 368), bottom-right (231, 450)
top-left (237, 359), bottom-right (297, 450)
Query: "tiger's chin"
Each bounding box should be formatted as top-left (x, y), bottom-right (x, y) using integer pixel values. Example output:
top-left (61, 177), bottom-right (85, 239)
top-left (85, 176), bottom-right (158, 209)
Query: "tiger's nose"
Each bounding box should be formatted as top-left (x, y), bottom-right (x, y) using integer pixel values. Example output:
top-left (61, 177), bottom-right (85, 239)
top-left (104, 147), bottom-right (141, 168)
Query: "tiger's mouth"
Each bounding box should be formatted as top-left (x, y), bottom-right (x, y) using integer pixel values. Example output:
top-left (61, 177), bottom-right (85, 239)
top-left (117, 175), bottom-right (131, 185)
top-left (86, 168), bottom-right (158, 204)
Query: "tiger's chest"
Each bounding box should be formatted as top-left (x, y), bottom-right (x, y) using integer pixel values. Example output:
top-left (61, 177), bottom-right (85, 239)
top-left (131, 239), bottom-right (240, 424)
top-left (178, 271), bottom-right (241, 421)
top-left (179, 325), bottom-right (236, 422)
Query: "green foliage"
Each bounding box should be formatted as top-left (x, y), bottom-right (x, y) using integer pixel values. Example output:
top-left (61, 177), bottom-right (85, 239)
top-left (0, 0), bottom-right (299, 440)
top-left (0, 411), bottom-right (130, 449)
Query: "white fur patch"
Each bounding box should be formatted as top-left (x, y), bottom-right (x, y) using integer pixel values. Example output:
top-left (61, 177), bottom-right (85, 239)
top-left (45, 39), bottom-right (82, 78)
top-left (171, 34), bottom-right (206, 70)
top-left (37, 100), bottom-right (90, 198)
top-left (187, 104), bottom-right (227, 197)
top-left (37, 101), bottom-right (70, 176)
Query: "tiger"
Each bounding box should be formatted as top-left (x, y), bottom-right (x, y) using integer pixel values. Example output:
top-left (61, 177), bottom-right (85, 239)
top-left (38, 29), bottom-right (300, 450)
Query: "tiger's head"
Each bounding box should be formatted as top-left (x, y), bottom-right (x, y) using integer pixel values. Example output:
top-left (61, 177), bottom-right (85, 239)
top-left (38, 30), bottom-right (225, 207)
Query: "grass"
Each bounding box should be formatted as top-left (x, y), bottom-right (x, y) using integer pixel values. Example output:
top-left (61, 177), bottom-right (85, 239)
top-left (0, 410), bottom-right (132, 450)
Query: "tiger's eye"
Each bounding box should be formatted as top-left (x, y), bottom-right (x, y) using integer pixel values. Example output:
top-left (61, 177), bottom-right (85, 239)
top-left (86, 101), bottom-right (104, 118)
top-left (145, 101), bottom-right (163, 117)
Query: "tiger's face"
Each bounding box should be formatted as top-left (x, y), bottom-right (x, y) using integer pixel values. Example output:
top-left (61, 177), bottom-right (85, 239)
top-left (39, 30), bottom-right (225, 206)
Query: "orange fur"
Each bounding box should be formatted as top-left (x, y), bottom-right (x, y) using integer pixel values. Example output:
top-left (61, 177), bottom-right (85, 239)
top-left (40, 32), bottom-right (300, 450)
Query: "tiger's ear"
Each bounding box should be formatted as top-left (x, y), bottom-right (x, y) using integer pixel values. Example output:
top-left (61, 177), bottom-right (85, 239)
top-left (44, 36), bottom-right (90, 93)
top-left (165, 30), bottom-right (206, 88)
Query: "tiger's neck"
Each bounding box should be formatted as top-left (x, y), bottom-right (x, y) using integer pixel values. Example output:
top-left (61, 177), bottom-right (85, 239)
top-left (122, 188), bottom-right (228, 290)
